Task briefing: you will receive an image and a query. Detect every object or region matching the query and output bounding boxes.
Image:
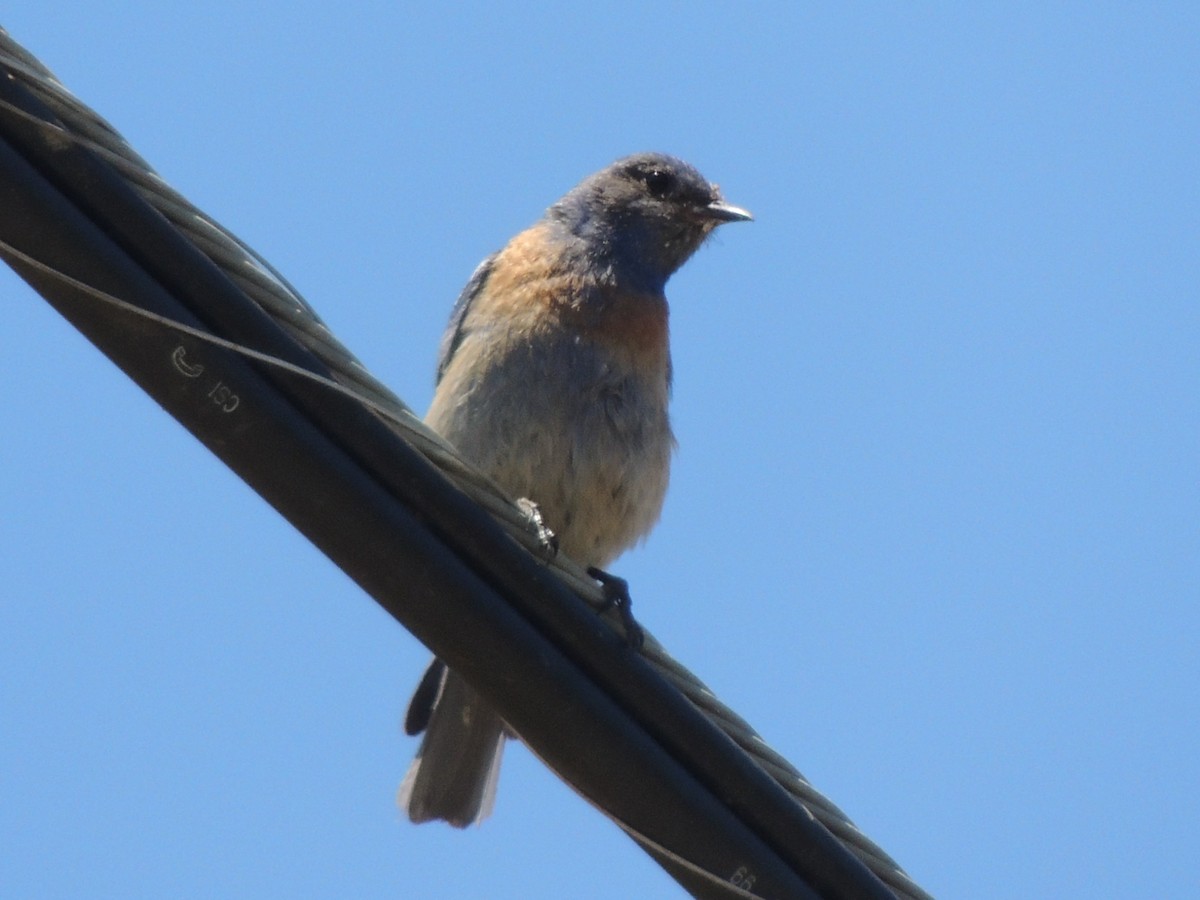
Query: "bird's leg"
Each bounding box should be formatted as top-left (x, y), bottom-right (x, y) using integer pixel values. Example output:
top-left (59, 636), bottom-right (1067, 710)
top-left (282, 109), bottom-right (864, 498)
top-left (587, 567), bottom-right (645, 649)
top-left (516, 497), bottom-right (558, 561)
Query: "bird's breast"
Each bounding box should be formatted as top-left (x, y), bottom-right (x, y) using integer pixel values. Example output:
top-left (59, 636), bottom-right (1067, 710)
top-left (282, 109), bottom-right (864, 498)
top-left (473, 223), bottom-right (671, 377)
top-left (427, 223), bottom-right (677, 566)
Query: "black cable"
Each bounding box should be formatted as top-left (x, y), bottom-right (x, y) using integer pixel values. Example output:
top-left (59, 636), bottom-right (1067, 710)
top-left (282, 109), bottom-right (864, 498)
top-left (0, 36), bottom-right (898, 900)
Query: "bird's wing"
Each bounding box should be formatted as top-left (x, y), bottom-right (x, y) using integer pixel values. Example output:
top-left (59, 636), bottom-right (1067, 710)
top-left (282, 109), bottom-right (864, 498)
top-left (435, 253), bottom-right (497, 385)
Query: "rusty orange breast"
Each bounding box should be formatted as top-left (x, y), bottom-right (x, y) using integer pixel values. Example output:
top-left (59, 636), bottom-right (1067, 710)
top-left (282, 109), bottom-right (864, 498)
top-left (473, 223), bottom-right (670, 372)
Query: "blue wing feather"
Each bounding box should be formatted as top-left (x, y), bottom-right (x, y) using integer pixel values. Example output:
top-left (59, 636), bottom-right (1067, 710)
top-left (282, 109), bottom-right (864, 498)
top-left (436, 253), bottom-right (497, 384)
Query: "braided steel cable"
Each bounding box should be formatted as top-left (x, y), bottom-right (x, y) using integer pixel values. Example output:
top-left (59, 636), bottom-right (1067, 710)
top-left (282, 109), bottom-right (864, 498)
top-left (1, 28), bottom-right (931, 900)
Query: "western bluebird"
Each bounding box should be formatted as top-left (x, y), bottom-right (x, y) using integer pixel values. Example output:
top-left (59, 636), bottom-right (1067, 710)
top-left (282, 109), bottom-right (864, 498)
top-left (398, 152), bottom-right (751, 827)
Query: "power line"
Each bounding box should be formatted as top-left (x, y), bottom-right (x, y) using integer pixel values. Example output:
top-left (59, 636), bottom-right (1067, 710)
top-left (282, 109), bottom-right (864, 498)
top-left (0, 26), bottom-right (931, 900)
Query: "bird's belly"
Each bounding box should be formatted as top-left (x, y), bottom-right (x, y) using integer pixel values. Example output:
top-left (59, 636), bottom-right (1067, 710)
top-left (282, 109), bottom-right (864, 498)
top-left (427, 338), bottom-right (673, 568)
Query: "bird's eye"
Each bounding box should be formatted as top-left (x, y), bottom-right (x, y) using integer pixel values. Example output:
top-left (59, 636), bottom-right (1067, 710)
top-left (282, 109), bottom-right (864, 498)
top-left (643, 168), bottom-right (674, 198)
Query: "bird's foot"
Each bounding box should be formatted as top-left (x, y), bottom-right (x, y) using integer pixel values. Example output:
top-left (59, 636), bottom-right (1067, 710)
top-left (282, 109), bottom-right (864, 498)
top-left (587, 566), bottom-right (645, 650)
top-left (517, 497), bottom-right (558, 561)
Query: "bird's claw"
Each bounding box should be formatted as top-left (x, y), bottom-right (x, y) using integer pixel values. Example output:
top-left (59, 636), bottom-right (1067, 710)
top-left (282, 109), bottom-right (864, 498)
top-left (587, 566), bottom-right (644, 650)
top-left (517, 497), bottom-right (558, 561)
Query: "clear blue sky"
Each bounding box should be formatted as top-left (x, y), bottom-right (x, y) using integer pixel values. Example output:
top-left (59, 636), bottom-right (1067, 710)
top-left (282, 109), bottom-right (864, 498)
top-left (3, 5), bottom-right (1197, 898)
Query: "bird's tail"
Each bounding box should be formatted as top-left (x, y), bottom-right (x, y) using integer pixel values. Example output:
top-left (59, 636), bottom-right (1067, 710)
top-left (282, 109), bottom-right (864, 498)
top-left (398, 660), bottom-right (507, 828)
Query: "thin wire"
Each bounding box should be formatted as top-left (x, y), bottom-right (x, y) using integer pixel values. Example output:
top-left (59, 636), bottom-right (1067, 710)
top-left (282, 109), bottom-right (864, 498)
top-left (0, 30), bottom-right (933, 900)
top-left (521, 738), bottom-right (776, 900)
top-left (8, 235), bottom-right (779, 900)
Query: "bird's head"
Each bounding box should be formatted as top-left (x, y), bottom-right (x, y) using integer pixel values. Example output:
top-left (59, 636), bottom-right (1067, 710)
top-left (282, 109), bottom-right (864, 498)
top-left (547, 153), bottom-right (751, 291)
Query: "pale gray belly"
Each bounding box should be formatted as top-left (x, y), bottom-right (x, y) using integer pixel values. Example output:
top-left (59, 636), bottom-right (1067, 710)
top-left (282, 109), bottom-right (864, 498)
top-left (426, 333), bottom-right (673, 568)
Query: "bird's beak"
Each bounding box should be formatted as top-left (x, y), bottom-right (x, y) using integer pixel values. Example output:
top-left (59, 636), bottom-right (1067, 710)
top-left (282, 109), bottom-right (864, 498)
top-left (703, 200), bottom-right (753, 223)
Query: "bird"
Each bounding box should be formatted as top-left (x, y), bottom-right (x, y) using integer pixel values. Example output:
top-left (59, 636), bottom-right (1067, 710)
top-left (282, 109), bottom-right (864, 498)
top-left (398, 152), bottom-right (751, 827)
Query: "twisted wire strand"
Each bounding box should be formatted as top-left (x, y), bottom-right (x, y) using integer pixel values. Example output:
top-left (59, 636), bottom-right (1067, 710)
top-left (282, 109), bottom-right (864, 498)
top-left (0, 28), bottom-right (931, 900)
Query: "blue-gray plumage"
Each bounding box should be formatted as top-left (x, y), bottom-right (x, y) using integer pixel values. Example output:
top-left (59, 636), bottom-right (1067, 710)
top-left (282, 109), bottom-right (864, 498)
top-left (399, 153), bottom-right (751, 827)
